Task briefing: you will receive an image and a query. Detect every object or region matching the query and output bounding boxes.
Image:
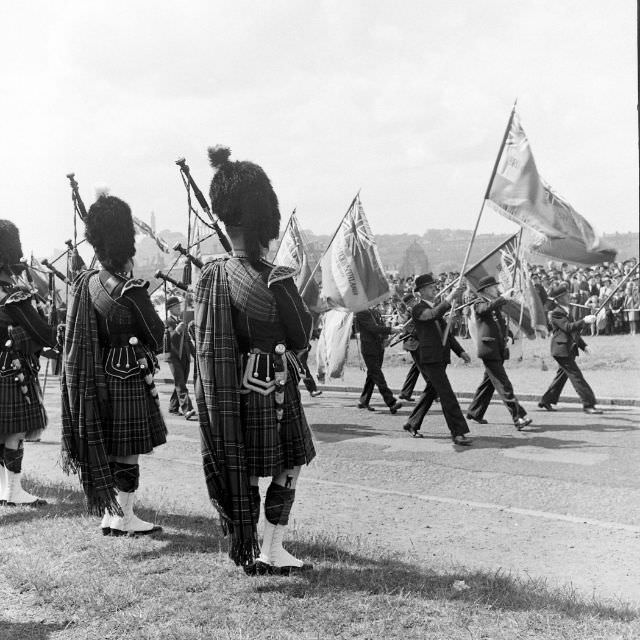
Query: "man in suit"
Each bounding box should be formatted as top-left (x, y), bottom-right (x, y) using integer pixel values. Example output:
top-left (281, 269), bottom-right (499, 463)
top-left (538, 283), bottom-right (601, 414)
top-left (466, 276), bottom-right (531, 430)
top-left (401, 273), bottom-right (472, 446)
top-left (355, 305), bottom-right (403, 413)
top-left (166, 296), bottom-right (197, 420)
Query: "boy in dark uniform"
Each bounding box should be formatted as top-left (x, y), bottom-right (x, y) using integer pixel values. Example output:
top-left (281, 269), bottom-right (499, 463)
top-left (466, 275), bottom-right (531, 430)
top-left (538, 283), bottom-right (600, 413)
top-left (0, 220), bottom-right (57, 506)
top-left (195, 146), bottom-right (316, 574)
top-left (62, 193), bottom-right (167, 536)
top-left (165, 295), bottom-right (196, 419)
top-left (355, 305), bottom-right (403, 413)
top-left (401, 273), bottom-right (472, 445)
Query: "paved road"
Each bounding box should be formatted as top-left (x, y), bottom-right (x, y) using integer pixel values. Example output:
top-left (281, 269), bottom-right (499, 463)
top-left (21, 383), bottom-right (640, 603)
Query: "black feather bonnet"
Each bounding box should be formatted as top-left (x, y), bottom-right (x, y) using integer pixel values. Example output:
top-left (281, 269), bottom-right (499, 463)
top-left (208, 146), bottom-right (280, 264)
top-left (0, 220), bottom-right (22, 268)
top-left (85, 194), bottom-right (136, 272)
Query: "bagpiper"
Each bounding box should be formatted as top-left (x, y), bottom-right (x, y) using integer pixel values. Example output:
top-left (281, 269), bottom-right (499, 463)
top-left (195, 145), bottom-right (316, 575)
top-left (0, 220), bottom-right (57, 506)
top-left (61, 193), bottom-right (167, 535)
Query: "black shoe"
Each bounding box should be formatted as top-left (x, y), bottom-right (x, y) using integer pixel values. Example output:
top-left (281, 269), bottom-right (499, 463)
top-left (403, 424), bottom-right (423, 438)
top-left (466, 414), bottom-right (488, 425)
top-left (584, 407), bottom-right (603, 415)
top-left (514, 417), bottom-right (533, 431)
top-left (244, 561), bottom-right (313, 576)
top-left (452, 435), bottom-right (473, 446)
top-left (5, 498), bottom-right (48, 507)
top-left (273, 563), bottom-right (314, 576)
top-left (310, 390), bottom-right (322, 397)
top-left (244, 561), bottom-right (273, 576)
top-left (110, 524), bottom-right (163, 537)
top-left (398, 395), bottom-right (415, 402)
top-left (537, 401), bottom-right (556, 411)
top-left (357, 403), bottom-right (376, 411)
top-left (389, 401), bottom-right (403, 415)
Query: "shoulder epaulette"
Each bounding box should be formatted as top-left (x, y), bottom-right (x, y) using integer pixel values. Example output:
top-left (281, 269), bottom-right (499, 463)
top-left (267, 265), bottom-right (298, 287)
top-left (122, 278), bottom-right (149, 294)
top-left (3, 290), bottom-right (31, 305)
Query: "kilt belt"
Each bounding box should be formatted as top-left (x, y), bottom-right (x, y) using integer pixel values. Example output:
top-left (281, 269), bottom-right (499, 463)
top-left (0, 341), bottom-right (36, 405)
top-left (104, 335), bottom-right (161, 410)
top-left (241, 345), bottom-right (304, 428)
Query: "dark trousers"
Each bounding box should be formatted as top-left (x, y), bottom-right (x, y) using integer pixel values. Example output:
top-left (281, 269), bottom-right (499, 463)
top-left (467, 359), bottom-right (526, 422)
top-left (299, 350), bottom-right (318, 394)
top-left (400, 358), bottom-right (420, 398)
top-left (168, 359), bottom-right (194, 414)
top-left (540, 356), bottom-right (596, 408)
top-left (359, 350), bottom-right (395, 407)
top-left (405, 362), bottom-right (469, 437)
top-left (400, 351), bottom-right (431, 398)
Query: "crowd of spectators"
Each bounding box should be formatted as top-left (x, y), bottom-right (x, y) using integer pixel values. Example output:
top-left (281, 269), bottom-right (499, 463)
top-left (385, 257), bottom-right (640, 337)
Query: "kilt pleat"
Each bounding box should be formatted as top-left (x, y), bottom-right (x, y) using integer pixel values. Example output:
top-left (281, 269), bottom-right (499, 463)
top-left (104, 374), bottom-right (167, 457)
top-left (0, 373), bottom-right (47, 438)
top-left (241, 377), bottom-right (315, 477)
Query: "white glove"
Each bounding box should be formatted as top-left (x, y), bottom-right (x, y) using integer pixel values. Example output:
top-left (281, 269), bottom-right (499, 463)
top-left (583, 314), bottom-right (597, 324)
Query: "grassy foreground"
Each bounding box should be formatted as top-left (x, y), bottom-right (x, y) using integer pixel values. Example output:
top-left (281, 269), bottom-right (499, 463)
top-left (1, 480), bottom-right (638, 640)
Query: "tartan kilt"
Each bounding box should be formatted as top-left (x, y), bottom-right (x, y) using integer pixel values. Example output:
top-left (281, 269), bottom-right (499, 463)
top-left (104, 373), bottom-right (167, 457)
top-left (0, 370), bottom-right (47, 439)
top-left (241, 377), bottom-right (316, 477)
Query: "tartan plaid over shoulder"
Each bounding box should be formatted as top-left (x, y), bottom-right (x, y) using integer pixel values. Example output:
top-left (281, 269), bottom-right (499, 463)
top-left (194, 257), bottom-right (259, 566)
top-left (60, 270), bottom-right (121, 517)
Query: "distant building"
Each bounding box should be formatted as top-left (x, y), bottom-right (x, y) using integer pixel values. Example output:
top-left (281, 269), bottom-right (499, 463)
top-left (399, 240), bottom-right (429, 278)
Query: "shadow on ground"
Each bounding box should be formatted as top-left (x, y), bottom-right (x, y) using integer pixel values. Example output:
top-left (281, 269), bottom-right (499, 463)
top-left (3, 481), bottom-right (638, 625)
top-left (0, 620), bottom-right (68, 640)
top-left (312, 422), bottom-right (381, 443)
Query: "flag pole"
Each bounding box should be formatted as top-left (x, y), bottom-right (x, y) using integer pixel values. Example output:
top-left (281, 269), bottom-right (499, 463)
top-left (300, 190), bottom-right (360, 297)
top-left (511, 227), bottom-right (524, 289)
top-left (273, 208), bottom-right (296, 263)
top-left (442, 99), bottom-right (518, 345)
top-left (594, 263), bottom-right (639, 316)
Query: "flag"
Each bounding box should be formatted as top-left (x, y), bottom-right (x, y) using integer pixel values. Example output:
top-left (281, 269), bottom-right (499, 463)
top-left (274, 212), bottom-right (324, 312)
top-left (464, 234), bottom-right (541, 339)
top-left (320, 196), bottom-right (389, 313)
top-left (132, 216), bottom-right (170, 254)
top-left (486, 111), bottom-right (616, 266)
top-left (315, 309), bottom-right (353, 379)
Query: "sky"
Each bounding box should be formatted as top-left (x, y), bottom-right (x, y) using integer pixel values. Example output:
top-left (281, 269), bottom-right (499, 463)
top-left (0, 0), bottom-right (637, 259)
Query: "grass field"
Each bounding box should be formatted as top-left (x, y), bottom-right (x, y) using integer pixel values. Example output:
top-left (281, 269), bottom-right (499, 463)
top-left (1, 480), bottom-right (638, 640)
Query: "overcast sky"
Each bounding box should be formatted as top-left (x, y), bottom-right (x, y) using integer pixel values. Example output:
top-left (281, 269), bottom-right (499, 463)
top-left (0, 0), bottom-right (637, 259)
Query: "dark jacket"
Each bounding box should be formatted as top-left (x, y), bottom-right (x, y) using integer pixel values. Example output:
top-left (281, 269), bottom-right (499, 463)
top-left (412, 300), bottom-right (464, 365)
top-left (355, 308), bottom-right (392, 356)
top-left (549, 306), bottom-right (587, 358)
top-left (473, 297), bottom-right (509, 361)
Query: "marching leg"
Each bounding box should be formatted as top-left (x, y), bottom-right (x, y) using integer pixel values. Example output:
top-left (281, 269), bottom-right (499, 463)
top-left (3, 436), bottom-right (47, 507)
top-left (255, 467), bottom-right (312, 575)
top-left (109, 460), bottom-right (162, 537)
